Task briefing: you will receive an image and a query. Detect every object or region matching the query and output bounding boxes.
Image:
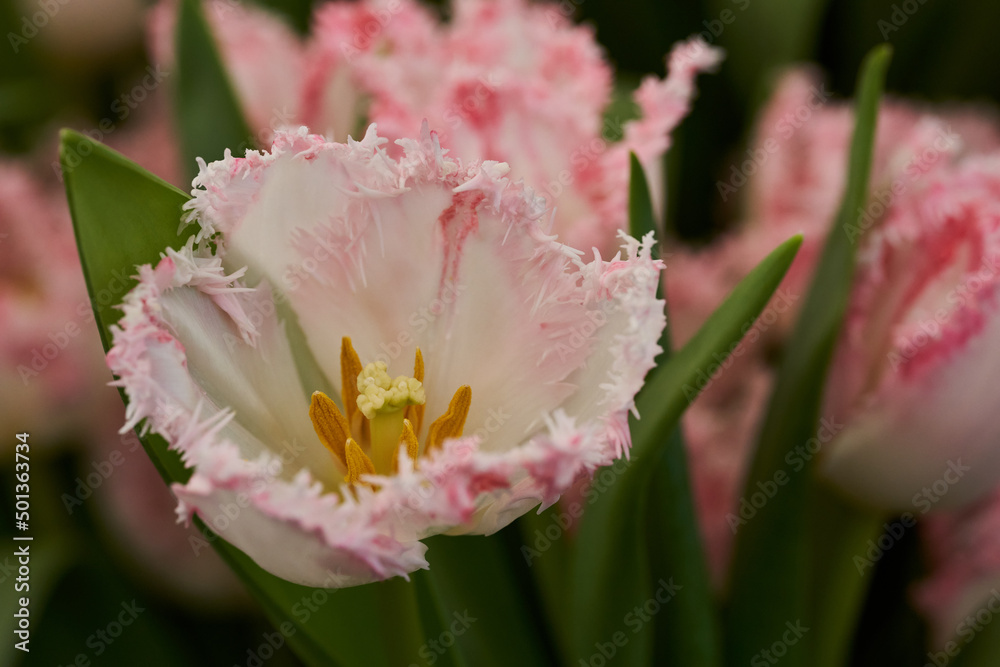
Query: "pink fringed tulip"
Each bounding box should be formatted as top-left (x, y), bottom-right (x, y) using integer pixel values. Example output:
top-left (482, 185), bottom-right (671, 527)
top-left (149, 0), bottom-right (720, 253)
top-left (302, 0), bottom-right (721, 253)
top-left (107, 127), bottom-right (665, 587)
top-left (665, 69), bottom-right (1000, 584)
top-left (822, 153), bottom-right (1000, 510)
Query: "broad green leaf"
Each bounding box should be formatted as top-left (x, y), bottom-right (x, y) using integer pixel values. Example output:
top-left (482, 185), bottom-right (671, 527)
top-left (175, 0), bottom-right (256, 183)
top-left (723, 45), bottom-right (892, 667)
top-left (570, 232), bottom-right (802, 666)
top-left (517, 504), bottom-right (576, 663)
top-left (61, 132), bottom-right (427, 667)
top-left (420, 534), bottom-right (553, 667)
top-left (636, 155), bottom-right (721, 667)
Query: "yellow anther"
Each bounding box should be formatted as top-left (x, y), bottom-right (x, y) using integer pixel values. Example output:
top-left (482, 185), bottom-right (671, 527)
top-left (425, 385), bottom-right (472, 453)
top-left (344, 438), bottom-right (376, 487)
top-left (340, 337), bottom-right (368, 442)
top-left (356, 361), bottom-right (426, 419)
top-left (308, 391), bottom-right (352, 468)
top-left (394, 419), bottom-right (420, 473)
top-left (405, 348), bottom-right (426, 437)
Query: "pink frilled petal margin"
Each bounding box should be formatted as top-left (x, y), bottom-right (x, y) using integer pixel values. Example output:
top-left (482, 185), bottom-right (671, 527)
top-left (107, 126), bottom-right (664, 587)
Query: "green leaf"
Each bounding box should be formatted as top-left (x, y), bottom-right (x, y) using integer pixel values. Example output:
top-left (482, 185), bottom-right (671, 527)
top-left (175, 0), bottom-right (257, 183)
top-left (420, 534), bottom-right (553, 667)
top-left (570, 233), bottom-right (802, 666)
top-left (628, 152), bottom-right (658, 244)
top-left (723, 45), bottom-right (893, 667)
top-left (60, 132), bottom-right (428, 667)
top-left (517, 504), bottom-right (576, 663)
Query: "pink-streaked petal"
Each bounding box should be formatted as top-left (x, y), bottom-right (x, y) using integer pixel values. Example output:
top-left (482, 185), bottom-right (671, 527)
top-left (123, 126), bottom-right (667, 586)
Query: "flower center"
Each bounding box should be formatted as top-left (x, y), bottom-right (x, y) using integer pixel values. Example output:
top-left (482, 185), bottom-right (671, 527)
top-left (309, 337), bottom-right (472, 487)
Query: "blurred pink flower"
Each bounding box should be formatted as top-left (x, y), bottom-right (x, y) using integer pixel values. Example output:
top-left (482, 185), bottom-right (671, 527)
top-left (822, 152), bottom-right (1000, 510)
top-left (0, 162), bottom-right (116, 442)
top-left (107, 127), bottom-right (665, 587)
top-left (0, 156), bottom-right (241, 603)
top-left (149, 0), bottom-right (305, 136)
top-left (149, 0), bottom-right (719, 254)
top-left (665, 68), bottom-right (1000, 585)
top-left (305, 0), bottom-right (721, 252)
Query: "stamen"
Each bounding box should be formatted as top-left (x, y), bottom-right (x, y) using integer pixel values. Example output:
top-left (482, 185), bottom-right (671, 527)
top-left (404, 348), bottom-right (425, 436)
top-left (344, 438), bottom-right (376, 486)
top-left (394, 419), bottom-right (420, 473)
top-left (309, 391), bottom-right (351, 469)
top-left (425, 385), bottom-right (472, 453)
top-left (340, 337), bottom-right (369, 442)
top-left (356, 362), bottom-right (426, 419)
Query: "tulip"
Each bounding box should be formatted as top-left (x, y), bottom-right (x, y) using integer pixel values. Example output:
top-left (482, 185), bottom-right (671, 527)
top-left (822, 152), bottom-right (1000, 510)
top-left (107, 126), bottom-right (665, 587)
